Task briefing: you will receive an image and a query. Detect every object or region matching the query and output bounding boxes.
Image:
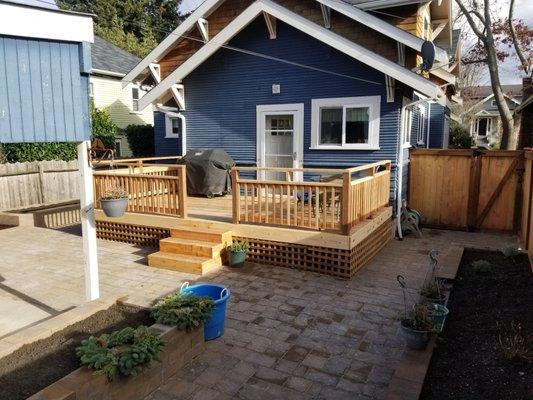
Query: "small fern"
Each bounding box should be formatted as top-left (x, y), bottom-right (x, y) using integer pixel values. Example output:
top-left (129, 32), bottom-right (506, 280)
top-left (151, 292), bottom-right (214, 330)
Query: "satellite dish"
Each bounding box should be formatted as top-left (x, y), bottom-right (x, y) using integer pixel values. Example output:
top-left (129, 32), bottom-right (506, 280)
top-left (420, 41), bottom-right (436, 71)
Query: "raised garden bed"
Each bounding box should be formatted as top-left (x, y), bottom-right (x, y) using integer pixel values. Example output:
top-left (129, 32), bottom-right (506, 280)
top-left (0, 304), bottom-right (151, 400)
top-left (420, 248), bottom-right (532, 400)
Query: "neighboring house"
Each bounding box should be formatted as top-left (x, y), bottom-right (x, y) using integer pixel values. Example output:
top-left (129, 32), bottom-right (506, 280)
top-left (463, 84), bottom-right (522, 147)
top-left (122, 0), bottom-right (460, 205)
top-left (90, 36), bottom-right (153, 157)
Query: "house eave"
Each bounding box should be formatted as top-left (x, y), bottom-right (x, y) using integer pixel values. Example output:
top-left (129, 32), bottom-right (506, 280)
top-left (138, 0), bottom-right (447, 110)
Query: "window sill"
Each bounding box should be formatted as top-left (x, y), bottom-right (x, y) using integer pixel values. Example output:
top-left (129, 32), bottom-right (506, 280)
top-left (165, 135), bottom-right (180, 139)
top-left (402, 143), bottom-right (412, 149)
top-left (309, 145), bottom-right (380, 151)
top-left (129, 111), bottom-right (143, 115)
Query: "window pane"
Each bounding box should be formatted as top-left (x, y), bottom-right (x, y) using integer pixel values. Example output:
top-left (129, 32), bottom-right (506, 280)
top-left (320, 107), bottom-right (342, 145)
top-left (132, 87), bottom-right (139, 100)
top-left (345, 107), bottom-right (369, 144)
top-left (171, 118), bottom-right (181, 135)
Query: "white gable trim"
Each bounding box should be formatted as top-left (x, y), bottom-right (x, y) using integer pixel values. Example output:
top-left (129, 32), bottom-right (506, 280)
top-left (138, 0), bottom-right (445, 110)
top-left (121, 0), bottom-right (222, 88)
top-left (465, 92), bottom-right (521, 114)
top-left (315, 0), bottom-right (448, 65)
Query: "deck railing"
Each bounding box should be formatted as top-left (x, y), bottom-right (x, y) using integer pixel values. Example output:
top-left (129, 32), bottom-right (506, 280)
top-left (231, 160), bottom-right (391, 233)
top-left (93, 164), bottom-right (187, 217)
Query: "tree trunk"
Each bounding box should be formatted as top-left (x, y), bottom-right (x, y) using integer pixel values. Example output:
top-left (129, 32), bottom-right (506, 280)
top-left (483, 1), bottom-right (514, 149)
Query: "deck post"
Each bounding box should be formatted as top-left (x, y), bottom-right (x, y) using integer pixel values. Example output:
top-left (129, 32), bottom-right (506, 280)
top-left (341, 170), bottom-right (351, 235)
top-left (77, 141), bottom-right (100, 301)
top-left (232, 168), bottom-right (240, 224)
top-left (178, 165), bottom-right (188, 218)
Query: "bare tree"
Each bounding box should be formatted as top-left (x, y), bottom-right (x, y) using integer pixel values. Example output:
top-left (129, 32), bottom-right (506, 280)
top-left (455, 0), bottom-right (531, 149)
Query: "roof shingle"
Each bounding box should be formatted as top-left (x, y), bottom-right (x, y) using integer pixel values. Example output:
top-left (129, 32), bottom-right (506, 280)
top-left (91, 36), bottom-right (141, 76)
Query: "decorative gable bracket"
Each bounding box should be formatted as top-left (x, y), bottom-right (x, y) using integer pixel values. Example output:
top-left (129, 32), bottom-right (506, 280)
top-left (385, 75), bottom-right (395, 103)
top-left (263, 12), bottom-right (277, 39)
top-left (149, 63), bottom-right (161, 83)
top-left (320, 4), bottom-right (331, 29)
top-left (197, 18), bottom-right (209, 42)
top-left (170, 84), bottom-right (185, 110)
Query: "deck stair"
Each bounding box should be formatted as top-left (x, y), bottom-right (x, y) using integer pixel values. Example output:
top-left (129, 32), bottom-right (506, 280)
top-left (148, 226), bottom-right (232, 275)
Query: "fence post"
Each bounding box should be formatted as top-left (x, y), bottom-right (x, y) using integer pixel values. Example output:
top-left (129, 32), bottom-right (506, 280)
top-left (341, 170), bottom-right (351, 234)
top-left (467, 151), bottom-right (481, 231)
top-left (178, 165), bottom-right (187, 218)
top-left (232, 168), bottom-right (240, 224)
top-left (38, 164), bottom-right (46, 204)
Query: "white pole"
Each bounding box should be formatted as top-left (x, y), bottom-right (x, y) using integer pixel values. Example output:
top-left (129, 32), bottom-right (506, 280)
top-left (77, 141), bottom-right (100, 301)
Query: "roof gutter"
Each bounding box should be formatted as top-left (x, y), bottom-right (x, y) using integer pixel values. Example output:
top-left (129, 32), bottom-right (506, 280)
top-left (91, 68), bottom-right (126, 78)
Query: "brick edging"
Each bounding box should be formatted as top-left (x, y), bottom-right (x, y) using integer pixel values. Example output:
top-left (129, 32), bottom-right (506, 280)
top-left (29, 324), bottom-right (205, 400)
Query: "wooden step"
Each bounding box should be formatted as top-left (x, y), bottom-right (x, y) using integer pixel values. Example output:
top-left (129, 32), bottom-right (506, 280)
top-left (170, 226), bottom-right (232, 245)
top-left (159, 237), bottom-right (224, 258)
top-left (148, 252), bottom-right (222, 275)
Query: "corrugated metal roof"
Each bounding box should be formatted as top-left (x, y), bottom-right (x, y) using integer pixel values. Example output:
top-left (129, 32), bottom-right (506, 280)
top-left (91, 36), bottom-right (141, 76)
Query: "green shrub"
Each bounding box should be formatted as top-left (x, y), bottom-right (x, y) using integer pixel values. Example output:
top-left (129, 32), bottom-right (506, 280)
top-left (76, 326), bottom-right (164, 381)
top-left (471, 260), bottom-right (491, 274)
top-left (449, 124), bottom-right (474, 149)
top-left (125, 124), bottom-right (155, 157)
top-left (91, 104), bottom-right (117, 149)
top-left (501, 245), bottom-right (521, 259)
top-left (0, 142), bottom-right (77, 163)
top-left (228, 240), bottom-right (250, 252)
top-left (151, 292), bottom-right (214, 330)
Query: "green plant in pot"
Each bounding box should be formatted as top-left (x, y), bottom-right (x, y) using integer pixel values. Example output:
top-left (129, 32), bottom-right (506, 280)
top-left (227, 241), bottom-right (250, 268)
top-left (400, 303), bottom-right (434, 350)
top-left (100, 186), bottom-right (128, 218)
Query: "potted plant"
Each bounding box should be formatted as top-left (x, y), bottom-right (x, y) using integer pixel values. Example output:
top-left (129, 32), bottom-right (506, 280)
top-left (427, 302), bottom-right (449, 333)
top-left (400, 303), bottom-right (434, 350)
top-left (420, 250), bottom-right (446, 304)
top-left (227, 241), bottom-right (250, 268)
top-left (100, 187), bottom-right (128, 217)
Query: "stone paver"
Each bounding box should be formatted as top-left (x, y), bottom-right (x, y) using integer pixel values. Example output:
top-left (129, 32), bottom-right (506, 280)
top-left (0, 225), bottom-right (516, 398)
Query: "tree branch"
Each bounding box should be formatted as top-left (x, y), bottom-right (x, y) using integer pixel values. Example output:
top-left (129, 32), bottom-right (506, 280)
top-left (454, 0), bottom-right (486, 40)
top-left (509, 0), bottom-right (531, 76)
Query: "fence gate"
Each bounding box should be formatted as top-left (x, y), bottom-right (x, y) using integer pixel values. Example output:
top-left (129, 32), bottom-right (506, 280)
top-left (408, 149), bottom-right (525, 232)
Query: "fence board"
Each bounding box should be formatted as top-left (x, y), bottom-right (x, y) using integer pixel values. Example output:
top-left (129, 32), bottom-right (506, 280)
top-left (0, 160), bottom-right (79, 210)
top-left (520, 151), bottom-right (533, 256)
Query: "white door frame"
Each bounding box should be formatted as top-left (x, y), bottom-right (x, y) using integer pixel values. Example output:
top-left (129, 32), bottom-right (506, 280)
top-left (256, 103), bottom-right (304, 180)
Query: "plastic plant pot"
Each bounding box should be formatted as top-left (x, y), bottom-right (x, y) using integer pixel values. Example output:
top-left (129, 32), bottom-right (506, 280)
top-left (181, 282), bottom-right (230, 341)
top-left (100, 198), bottom-right (128, 218)
top-left (228, 250), bottom-right (247, 268)
top-left (428, 303), bottom-right (449, 333)
top-left (400, 320), bottom-right (432, 350)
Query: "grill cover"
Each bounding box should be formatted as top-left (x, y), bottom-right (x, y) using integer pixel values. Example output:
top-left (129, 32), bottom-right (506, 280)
top-left (179, 149), bottom-right (235, 196)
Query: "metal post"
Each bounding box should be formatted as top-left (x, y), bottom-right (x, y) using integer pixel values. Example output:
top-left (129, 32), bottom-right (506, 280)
top-left (77, 141), bottom-right (99, 301)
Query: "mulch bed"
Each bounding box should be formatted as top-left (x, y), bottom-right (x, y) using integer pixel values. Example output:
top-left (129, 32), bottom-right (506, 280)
top-left (420, 248), bottom-right (532, 400)
top-left (0, 304), bottom-right (153, 400)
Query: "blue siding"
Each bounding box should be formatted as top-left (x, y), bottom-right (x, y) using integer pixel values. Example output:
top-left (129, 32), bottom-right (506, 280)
top-left (174, 18), bottom-right (402, 168)
top-left (0, 36), bottom-right (91, 143)
top-left (154, 111), bottom-right (182, 156)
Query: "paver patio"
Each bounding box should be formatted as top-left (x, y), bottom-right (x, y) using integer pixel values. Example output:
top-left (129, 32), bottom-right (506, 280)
top-left (0, 225), bottom-right (516, 398)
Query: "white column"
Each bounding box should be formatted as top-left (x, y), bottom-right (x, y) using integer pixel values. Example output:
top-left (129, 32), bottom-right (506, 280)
top-left (77, 141), bottom-right (100, 301)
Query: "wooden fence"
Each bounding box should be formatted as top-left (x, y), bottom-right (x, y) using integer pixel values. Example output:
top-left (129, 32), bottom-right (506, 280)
top-left (232, 161), bottom-right (391, 234)
top-left (520, 151), bottom-right (533, 256)
top-left (0, 160), bottom-right (79, 210)
top-left (93, 164), bottom-right (187, 218)
top-left (408, 149), bottom-right (524, 232)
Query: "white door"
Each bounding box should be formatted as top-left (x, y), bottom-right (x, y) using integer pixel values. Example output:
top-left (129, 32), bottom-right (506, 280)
top-left (257, 104), bottom-right (304, 181)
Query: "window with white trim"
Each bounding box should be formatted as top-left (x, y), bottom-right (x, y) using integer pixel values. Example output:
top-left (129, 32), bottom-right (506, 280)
top-left (165, 113), bottom-right (185, 139)
top-left (402, 100), bottom-right (413, 146)
top-left (416, 104), bottom-right (426, 144)
top-left (131, 86), bottom-right (140, 112)
top-left (311, 96), bottom-right (380, 150)
top-left (89, 82), bottom-right (94, 100)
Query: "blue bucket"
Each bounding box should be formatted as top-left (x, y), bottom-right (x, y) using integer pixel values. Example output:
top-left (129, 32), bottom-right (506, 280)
top-left (180, 282), bottom-right (230, 341)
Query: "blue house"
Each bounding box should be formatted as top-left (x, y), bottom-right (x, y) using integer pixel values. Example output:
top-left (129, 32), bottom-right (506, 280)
top-left (123, 0), bottom-right (459, 207)
top-left (0, 0), bottom-right (100, 300)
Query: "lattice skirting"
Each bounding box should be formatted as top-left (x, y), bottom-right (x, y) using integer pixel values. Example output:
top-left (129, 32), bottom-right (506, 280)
top-left (96, 218), bottom-right (393, 278)
top-left (235, 218), bottom-right (394, 279)
top-left (96, 221), bottom-right (170, 248)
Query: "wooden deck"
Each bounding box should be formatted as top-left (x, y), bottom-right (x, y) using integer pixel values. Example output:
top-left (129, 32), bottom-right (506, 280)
top-left (187, 195), bottom-right (233, 223)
